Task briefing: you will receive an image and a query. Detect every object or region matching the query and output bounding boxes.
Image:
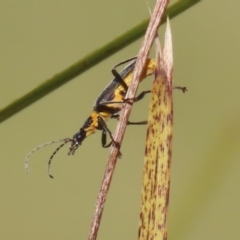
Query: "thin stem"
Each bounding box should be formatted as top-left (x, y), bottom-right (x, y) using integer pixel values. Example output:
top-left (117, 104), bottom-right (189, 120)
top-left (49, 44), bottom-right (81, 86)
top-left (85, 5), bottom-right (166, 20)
top-left (88, 0), bottom-right (170, 239)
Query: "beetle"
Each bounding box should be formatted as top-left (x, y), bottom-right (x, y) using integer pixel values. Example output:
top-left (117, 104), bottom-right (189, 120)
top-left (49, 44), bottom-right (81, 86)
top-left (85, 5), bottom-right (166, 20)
top-left (68, 57), bottom-right (157, 153)
top-left (25, 57), bottom-right (158, 177)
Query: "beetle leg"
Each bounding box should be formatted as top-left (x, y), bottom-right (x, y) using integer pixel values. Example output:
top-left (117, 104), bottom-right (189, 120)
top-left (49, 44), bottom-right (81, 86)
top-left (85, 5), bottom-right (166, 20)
top-left (173, 86), bottom-right (187, 92)
top-left (111, 56), bottom-right (137, 91)
top-left (98, 116), bottom-right (121, 157)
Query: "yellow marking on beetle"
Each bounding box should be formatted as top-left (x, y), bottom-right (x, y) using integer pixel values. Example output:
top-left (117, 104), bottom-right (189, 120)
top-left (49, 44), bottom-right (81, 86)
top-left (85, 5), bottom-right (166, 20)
top-left (107, 59), bottom-right (156, 109)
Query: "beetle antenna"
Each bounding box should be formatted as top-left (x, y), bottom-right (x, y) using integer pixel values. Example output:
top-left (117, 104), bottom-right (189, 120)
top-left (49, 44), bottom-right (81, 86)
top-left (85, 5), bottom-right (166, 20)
top-left (25, 138), bottom-right (72, 174)
top-left (47, 139), bottom-right (73, 179)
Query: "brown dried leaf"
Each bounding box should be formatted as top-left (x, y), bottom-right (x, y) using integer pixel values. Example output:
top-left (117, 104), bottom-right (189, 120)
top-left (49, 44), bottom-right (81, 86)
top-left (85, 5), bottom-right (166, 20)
top-left (139, 18), bottom-right (173, 240)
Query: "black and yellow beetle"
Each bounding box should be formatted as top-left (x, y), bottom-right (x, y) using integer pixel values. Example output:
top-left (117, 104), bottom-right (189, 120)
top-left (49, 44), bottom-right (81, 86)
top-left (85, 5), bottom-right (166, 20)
top-left (25, 57), bottom-right (185, 177)
top-left (68, 57), bottom-right (156, 155)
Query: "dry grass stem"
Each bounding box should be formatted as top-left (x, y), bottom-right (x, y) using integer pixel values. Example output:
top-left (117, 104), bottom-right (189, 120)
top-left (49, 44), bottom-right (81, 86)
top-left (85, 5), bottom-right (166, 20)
top-left (88, 0), bottom-right (170, 239)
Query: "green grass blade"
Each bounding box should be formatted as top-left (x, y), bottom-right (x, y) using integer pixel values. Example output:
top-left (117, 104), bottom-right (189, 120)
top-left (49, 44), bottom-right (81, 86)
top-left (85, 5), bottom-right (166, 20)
top-left (0, 0), bottom-right (201, 124)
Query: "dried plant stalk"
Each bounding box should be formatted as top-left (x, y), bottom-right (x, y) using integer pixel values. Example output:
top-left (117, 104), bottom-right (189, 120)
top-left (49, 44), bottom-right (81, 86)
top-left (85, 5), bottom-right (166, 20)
top-left (138, 18), bottom-right (173, 240)
top-left (88, 1), bottom-right (170, 240)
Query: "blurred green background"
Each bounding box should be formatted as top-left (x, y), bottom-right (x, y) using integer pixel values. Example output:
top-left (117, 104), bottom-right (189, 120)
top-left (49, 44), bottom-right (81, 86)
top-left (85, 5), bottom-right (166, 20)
top-left (1, 0), bottom-right (240, 239)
